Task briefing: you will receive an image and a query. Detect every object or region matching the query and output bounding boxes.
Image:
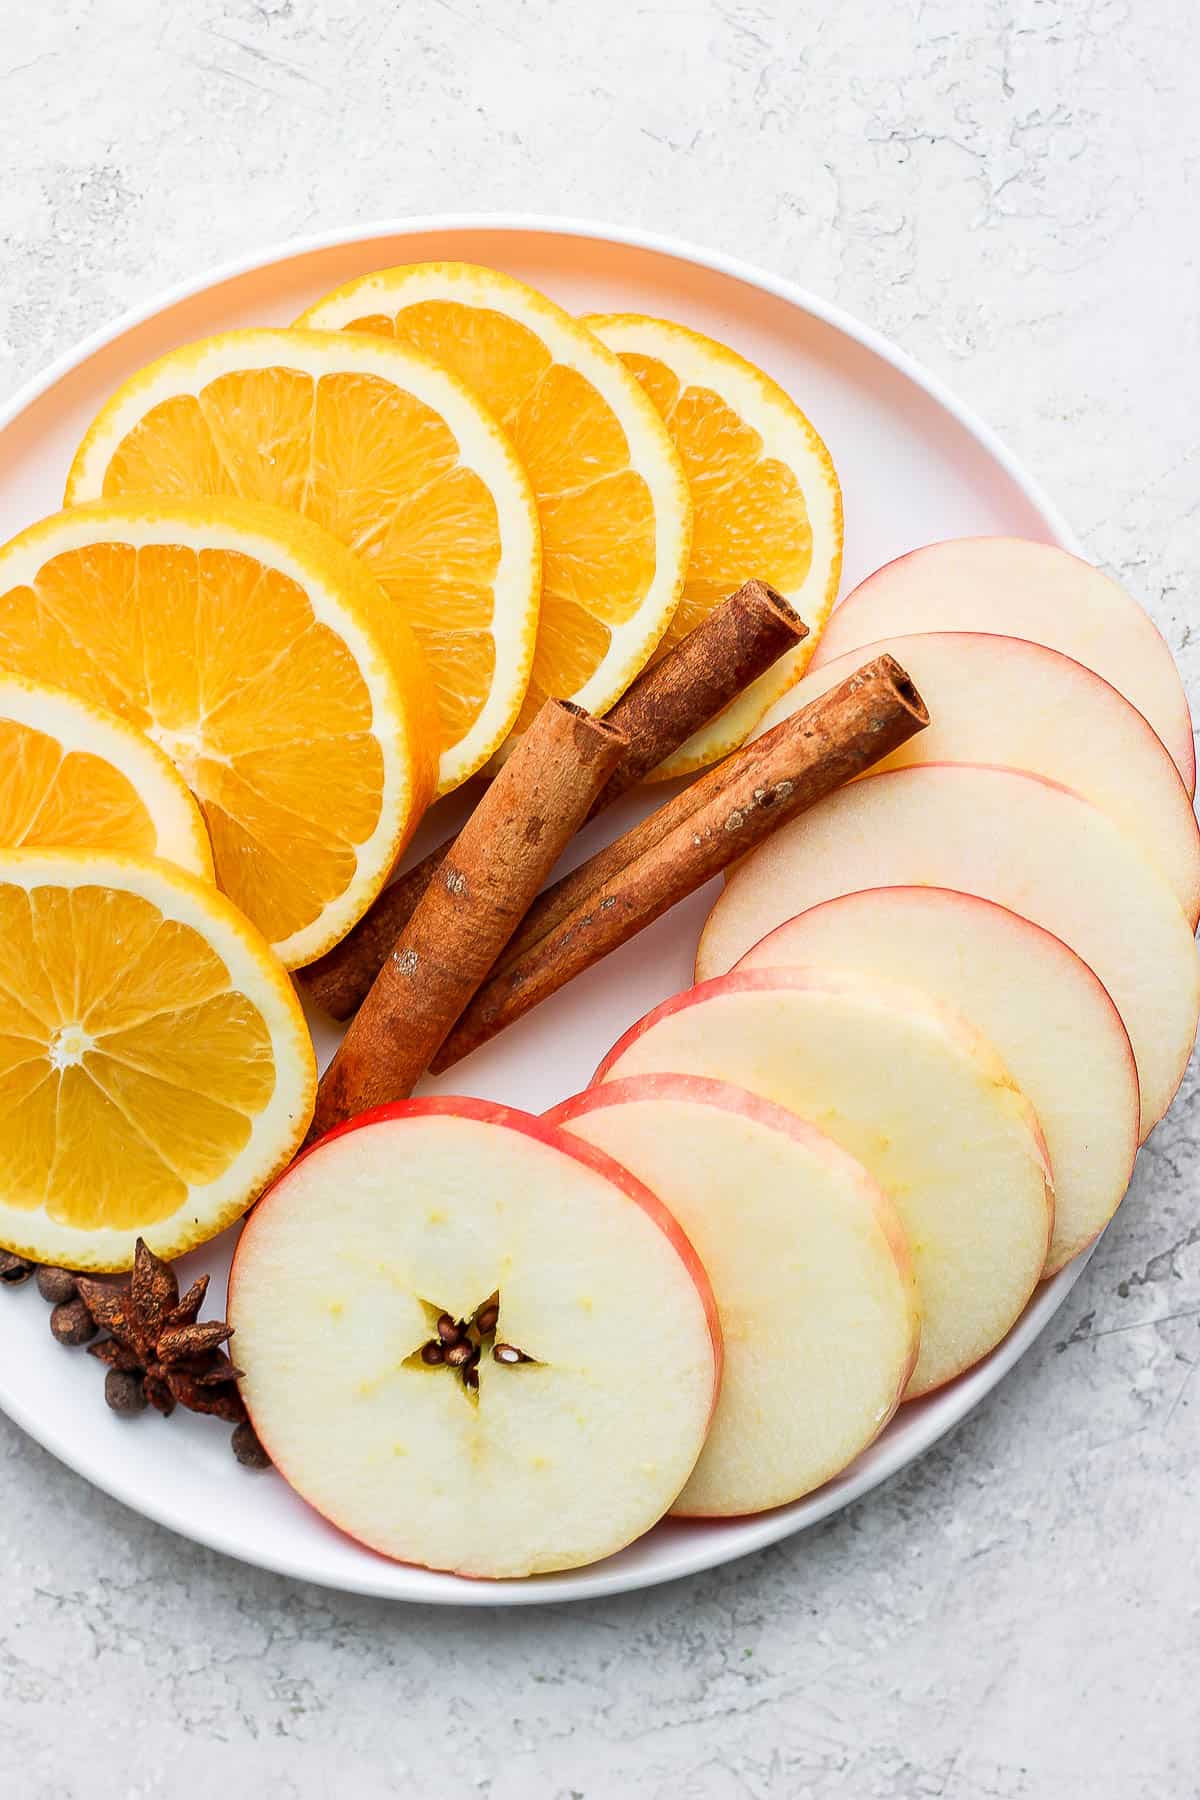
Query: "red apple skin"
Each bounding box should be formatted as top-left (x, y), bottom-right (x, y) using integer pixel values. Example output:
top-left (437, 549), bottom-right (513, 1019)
top-left (781, 631), bottom-right (1200, 928)
top-left (230, 1096), bottom-right (724, 1577)
top-left (815, 536), bottom-right (1196, 796)
top-left (594, 963), bottom-right (1051, 1194)
top-left (590, 967), bottom-right (1057, 1404)
top-left (738, 885), bottom-right (1140, 1274)
top-left (549, 1071), bottom-right (917, 1311)
top-left (547, 1071), bottom-right (921, 1501)
top-left (696, 759), bottom-right (1199, 1135)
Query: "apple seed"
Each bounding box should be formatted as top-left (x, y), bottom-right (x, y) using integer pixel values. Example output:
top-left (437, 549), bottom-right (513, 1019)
top-left (475, 1297), bottom-right (500, 1336)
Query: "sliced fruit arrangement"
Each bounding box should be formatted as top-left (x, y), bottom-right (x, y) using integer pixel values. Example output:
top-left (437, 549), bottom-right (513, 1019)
top-left (755, 631), bottom-right (1200, 925)
top-left (697, 762), bottom-right (1200, 1137)
top-left (734, 890), bottom-right (1139, 1277)
top-left (0, 673), bottom-right (211, 878)
top-left (297, 264), bottom-right (692, 742)
top-left (813, 536), bottom-right (1195, 795)
top-left (0, 239), bottom-right (1196, 1581)
top-left (0, 500), bottom-right (438, 967)
top-left (594, 966), bottom-right (1054, 1401)
top-left (0, 849), bottom-right (315, 1271)
top-left (584, 313), bottom-right (843, 776)
top-left (64, 328), bottom-right (541, 794)
top-left (548, 1076), bottom-right (918, 1515)
top-left (230, 1098), bottom-right (721, 1579)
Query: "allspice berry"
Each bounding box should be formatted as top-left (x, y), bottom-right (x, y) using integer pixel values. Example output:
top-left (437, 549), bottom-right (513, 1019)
top-left (49, 1298), bottom-right (97, 1347)
top-left (231, 1421), bottom-right (271, 1469)
top-left (36, 1266), bottom-right (78, 1305)
top-left (104, 1369), bottom-right (148, 1415)
top-left (0, 1251), bottom-right (34, 1287)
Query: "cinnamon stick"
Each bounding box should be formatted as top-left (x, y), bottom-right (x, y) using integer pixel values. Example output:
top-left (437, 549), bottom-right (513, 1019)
top-left (300, 841), bottom-right (445, 1020)
top-left (493, 724), bottom-right (741, 978)
top-left (307, 700), bottom-right (627, 1138)
top-left (429, 656), bottom-right (928, 1072)
top-left (298, 580), bottom-right (806, 1019)
top-left (589, 578), bottom-right (806, 812)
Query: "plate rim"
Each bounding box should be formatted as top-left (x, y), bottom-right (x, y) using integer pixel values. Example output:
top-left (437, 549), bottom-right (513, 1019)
top-left (0, 209), bottom-right (1081, 561)
top-left (0, 211), bottom-right (1089, 1606)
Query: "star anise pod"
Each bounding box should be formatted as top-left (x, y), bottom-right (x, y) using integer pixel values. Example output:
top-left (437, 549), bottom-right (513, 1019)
top-left (76, 1238), bottom-right (247, 1423)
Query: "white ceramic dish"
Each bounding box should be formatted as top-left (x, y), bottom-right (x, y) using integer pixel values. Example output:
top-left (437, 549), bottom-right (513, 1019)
top-left (0, 215), bottom-right (1085, 1605)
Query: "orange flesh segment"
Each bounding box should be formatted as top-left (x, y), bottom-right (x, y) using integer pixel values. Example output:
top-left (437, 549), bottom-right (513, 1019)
top-left (0, 719), bottom-right (158, 857)
top-left (0, 544), bottom-right (381, 943)
top-left (99, 370), bottom-right (503, 751)
top-left (346, 305), bottom-right (658, 730)
top-left (0, 883), bottom-right (274, 1231)
top-left (617, 352), bottom-right (812, 647)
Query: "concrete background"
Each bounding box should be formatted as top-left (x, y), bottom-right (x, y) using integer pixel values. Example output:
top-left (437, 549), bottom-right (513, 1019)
top-left (1, 2), bottom-right (1198, 1794)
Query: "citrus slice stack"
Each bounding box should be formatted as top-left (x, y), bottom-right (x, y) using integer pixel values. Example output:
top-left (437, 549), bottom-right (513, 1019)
top-left (0, 849), bottom-right (316, 1270)
top-left (584, 314), bottom-right (843, 776)
top-left (297, 265), bottom-right (692, 739)
top-left (0, 673), bottom-right (211, 877)
top-left (0, 500), bottom-right (438, 967)
top-left (64, 329), bottom-right (541, 793)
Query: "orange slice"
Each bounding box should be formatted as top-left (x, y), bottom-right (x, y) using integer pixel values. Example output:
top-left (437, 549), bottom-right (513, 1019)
top-left (584, 314), bottom-right (843, 777)
top-left (0, 673), bottom-right (211, 877)
top-left (0, 500), bottom-right (437, 968)
top-left (297, 265), bottom-right (692, 739)
top-left (0, 849), bottom-right (315, 1270)
top-left (65, 329), bottom-right (541, 794)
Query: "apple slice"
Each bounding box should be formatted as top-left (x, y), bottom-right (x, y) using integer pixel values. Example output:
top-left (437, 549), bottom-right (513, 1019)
top-left (229, 1097), bottom-right (721, 1579)
top-left (754, 633), bottom-right (1200, 926)
top-left (548, 1076), bottom-right (919, 1514)
top-left (594, 967), bottom-right (1054, 1399)
top-left (812, 538), bottom-right (1195, 795)
top-left (697, 764), bottom-right (1200, 1138)
top-left (735, 890), bottom-right (1138, 1276)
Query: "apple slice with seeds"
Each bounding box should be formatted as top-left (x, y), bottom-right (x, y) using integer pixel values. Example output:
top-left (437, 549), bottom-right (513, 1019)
top-left (734, 889), bottom-right (1139, 1276)
top-left (549, 1075), bottom-right (919, 1516)
top-left (595, 966), bottom-right (1054, 1401)
top-left (229, 1097), bottom-right (721, 1580)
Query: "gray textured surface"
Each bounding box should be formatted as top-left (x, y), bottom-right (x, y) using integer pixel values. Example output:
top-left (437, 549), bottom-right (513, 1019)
top-left (1, 2), bottom-right (1198, 1795)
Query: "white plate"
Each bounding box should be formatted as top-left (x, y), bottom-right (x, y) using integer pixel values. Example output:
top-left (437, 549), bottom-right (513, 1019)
top-left (0, 214), bottom-right (1084, 1605)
